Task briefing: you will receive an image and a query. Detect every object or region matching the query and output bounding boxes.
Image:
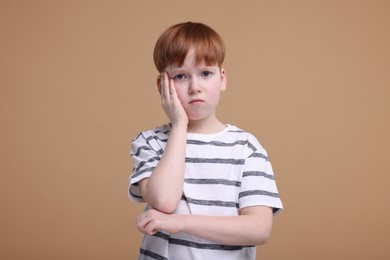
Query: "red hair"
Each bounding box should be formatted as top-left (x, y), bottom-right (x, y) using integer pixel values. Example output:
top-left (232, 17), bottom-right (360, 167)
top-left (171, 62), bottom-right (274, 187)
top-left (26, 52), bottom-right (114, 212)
top-left (153, 22), bottom-right (225, 72)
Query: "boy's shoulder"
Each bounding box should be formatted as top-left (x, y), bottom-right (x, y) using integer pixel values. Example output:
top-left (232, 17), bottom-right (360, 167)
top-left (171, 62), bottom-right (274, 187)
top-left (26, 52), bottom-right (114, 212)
top-left (226, 124), bottom-right (266, 151)
top-left (132, 124), bottom-right (171, 142)
top-left (145, 124), bottom-right (171, 135)
top-left (226, 124), bottom-right (260, 140)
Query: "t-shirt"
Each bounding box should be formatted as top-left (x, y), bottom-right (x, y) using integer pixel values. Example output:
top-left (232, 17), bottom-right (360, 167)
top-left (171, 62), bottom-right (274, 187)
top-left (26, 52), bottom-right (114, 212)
top-left (129, 124), bottom-right (283, 260)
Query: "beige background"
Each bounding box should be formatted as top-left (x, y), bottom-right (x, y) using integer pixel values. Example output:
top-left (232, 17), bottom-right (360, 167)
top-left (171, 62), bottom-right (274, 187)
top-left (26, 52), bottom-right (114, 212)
top-left (1, 1), bottom-right (389, 259)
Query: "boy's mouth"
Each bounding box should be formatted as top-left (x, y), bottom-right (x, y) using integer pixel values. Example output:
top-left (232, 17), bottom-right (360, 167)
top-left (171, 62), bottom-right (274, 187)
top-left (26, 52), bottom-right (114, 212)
top-left (189, 99), bottom-right (204, 104)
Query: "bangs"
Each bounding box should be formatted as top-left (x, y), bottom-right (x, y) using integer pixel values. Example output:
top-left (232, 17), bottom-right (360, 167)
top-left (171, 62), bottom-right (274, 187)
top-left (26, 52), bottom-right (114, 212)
top-left (154, 22), bottom-right (225, 72)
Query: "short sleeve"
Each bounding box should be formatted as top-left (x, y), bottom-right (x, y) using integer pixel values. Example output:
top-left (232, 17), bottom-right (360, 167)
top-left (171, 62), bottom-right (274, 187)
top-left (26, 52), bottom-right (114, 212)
top-left (128, 131), bottom-right (164, 202)
top-left (238, 135), bottom-right (283, 215)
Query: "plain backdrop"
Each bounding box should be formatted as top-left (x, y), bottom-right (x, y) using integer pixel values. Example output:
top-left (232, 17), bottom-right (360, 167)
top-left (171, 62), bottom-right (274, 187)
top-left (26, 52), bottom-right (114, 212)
top-left (1, 1), bottom-right (389, 259)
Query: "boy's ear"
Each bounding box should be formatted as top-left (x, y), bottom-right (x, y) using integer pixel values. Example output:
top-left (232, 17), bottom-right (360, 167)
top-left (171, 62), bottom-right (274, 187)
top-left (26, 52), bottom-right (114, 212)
top-left (156, 75), bottom-right (162, 94)
top-left (220, 68), bottom-right (227, 91)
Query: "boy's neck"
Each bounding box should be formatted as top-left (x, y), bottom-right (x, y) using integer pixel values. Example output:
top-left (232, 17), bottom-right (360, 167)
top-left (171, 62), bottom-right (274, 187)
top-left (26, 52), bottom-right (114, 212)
top-left (186, 118), bottom-right (226, 134)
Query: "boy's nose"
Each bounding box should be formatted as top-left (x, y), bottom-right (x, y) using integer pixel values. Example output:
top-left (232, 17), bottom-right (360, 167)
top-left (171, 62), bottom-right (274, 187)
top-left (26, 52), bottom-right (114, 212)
top-left (188, 79), bottom-right (201, 95)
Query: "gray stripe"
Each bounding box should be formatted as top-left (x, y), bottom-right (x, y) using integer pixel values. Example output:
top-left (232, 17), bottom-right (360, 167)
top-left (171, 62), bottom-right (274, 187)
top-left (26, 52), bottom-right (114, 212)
top-left (227, 129), bottom-right (245, 133)
top-left (247, 142), bottom-right (257, 152)
top-left (169, 237), bottom-right (252, 251)
top-left (154, 129), bottom-right (170, 135)
top-left (131, 166), bottom-right (155, 179)
top-left (148, 232), bottom-right (253, 252)
top-left (243, 171), bottom-right (274, 180)
top-left (185, 178), bottom-right (241, 187)
top-left (154, 231), bottom-right (170, 241)
top-left (186, 158), bottom-right (245, 165)
top-left (129, 188), bottom-right (143, 199)
top-left (183, 195), bottom-right (239, 208)
top-left (249, 152), bottom-right (269, 161)
top-left (139, 248), bottom-right (167, 260)
top-left (132, 145), bottom-right (163, 157)
top-left (135, 156), bottom-right (160, 172)
top-left (131, 145), bottom-right (153, 157)
top-left (239, 190), bottom-right (279, 199)
top-left (187, 139), bottom-right (248, 147)
top-left (146, 135), bottom-right (168, 143)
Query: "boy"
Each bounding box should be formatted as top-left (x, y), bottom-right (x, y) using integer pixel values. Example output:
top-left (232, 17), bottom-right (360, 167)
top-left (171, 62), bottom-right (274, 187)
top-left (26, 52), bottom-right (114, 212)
top-left (129, 22), bottom-right (283, 260)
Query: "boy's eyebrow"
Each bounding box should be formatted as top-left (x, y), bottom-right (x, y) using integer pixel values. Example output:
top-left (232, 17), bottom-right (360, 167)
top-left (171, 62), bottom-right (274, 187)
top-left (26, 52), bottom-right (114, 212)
top-left (166, 68), bottom-right (186, 74)
top-left (165, 64), bottom-right (220, 73)
top-left (201, 65), bottom-right (219, 69)
top-left (170, 65), bottom-right (219, 70)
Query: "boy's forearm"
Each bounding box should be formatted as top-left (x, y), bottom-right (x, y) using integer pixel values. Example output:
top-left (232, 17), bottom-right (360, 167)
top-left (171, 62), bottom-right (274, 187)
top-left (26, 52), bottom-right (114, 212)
top-left (177, 211), bottom-right (272, 246)
top-left (137, 206), bottom-right (273, 246)
top-left (141, 124), bottom-right (187, 213)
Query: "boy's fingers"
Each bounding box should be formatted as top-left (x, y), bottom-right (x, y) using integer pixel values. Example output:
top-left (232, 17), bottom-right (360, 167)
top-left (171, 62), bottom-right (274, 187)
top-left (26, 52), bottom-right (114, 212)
top-left (159, 73), bottom-right (165, 100)
top-left (161, 72), bottom-right (171, 101)
top-left (136, 212), bottom-right (149, 228)
top-left (169, 79), bottom-right (176, 97)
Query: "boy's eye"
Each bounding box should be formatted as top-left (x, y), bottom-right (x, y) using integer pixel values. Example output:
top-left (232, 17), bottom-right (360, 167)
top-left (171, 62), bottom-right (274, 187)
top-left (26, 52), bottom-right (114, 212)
top-left (174, 74), bottom-right (187, 80)
top-left (201, 71), bottom-right (212, 77)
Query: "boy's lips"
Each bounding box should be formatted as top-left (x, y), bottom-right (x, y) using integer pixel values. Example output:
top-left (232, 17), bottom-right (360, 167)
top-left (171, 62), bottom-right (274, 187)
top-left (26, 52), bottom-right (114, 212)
top-left (189, 99), bottom-right (204, 104)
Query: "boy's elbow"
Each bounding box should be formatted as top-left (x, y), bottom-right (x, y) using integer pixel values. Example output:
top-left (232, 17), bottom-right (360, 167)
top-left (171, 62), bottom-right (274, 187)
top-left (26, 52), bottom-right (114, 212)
top-left (153, 200), bottom-right (177, 214)
top-left (251, 220), bottom-right (273, 245)
top-left (140, 180), bottom-right (180, 213)
top-left (254, 232), bottom-right (271, 246)
top-left (242, 206), bottom-right (273, 246)
top-left (250, 219), bottom-right (272, 246)
top-left (148, 195), bottom-right (180, 214)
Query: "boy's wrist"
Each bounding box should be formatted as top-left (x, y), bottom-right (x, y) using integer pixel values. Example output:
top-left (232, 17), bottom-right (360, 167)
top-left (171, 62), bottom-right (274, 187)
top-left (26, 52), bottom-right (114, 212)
top-left (170, 122), bottom-right (188, 131)
top-left (171, 214), bottom-right (187, 234)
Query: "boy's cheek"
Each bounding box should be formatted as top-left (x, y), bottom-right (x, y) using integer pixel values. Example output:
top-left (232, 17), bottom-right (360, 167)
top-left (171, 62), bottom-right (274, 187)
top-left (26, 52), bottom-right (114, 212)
top-left (176, 94), bottom-right (186, 105)
top-left (176, 94), bottom-right (188, 110)
top-left (174, 87), bottom-right (185, 100)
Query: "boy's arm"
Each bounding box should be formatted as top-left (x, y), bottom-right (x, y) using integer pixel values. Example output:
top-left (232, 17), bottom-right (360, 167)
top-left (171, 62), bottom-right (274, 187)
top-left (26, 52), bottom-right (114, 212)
top-left (136, 206), bottom-right (273, 246)
top-left (138, 125), bottom-right (186, 213)
top-left (138, 72), bottom-right (188, 213)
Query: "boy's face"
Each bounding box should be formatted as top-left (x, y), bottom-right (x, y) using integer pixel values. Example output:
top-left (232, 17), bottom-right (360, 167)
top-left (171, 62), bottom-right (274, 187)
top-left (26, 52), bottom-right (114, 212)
top-left (160, 49), bottom-right (227, 122)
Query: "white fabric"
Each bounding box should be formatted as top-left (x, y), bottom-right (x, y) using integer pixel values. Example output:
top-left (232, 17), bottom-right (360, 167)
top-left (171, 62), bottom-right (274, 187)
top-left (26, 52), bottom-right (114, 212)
top-left (129, 124), bottom-right (283, 260)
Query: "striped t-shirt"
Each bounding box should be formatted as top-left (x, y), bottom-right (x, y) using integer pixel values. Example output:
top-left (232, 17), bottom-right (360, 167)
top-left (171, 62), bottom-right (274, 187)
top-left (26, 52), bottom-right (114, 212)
top-left (129, 124), bottom-right (283, 260)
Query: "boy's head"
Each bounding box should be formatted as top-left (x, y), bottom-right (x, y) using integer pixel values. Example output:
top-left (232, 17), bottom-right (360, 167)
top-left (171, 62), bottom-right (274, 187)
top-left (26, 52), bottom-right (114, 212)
top-left (153, 22), bottom-right (225, 73)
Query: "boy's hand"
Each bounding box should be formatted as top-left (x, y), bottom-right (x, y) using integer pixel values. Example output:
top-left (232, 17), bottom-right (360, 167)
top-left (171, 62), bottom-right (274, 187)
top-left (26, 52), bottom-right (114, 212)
top-left (136, 208), bottom-right (181, 236)
top-left (159, 72), bottom-right (188, 127)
